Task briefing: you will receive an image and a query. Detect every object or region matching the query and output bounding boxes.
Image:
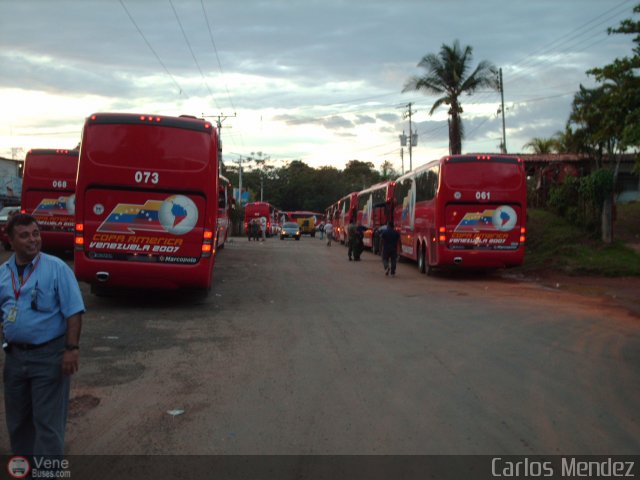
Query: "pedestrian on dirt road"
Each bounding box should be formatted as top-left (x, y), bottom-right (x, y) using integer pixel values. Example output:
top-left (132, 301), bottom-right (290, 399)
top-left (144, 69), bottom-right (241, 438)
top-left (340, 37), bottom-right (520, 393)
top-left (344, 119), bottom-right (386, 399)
top-left (347, 217), bottom-right (358, 261)
top-left (380, 221), bottom-right (400, 276)
top-left (251, 220), bottom-right (260, 241)
top-left (260, 217), bottom-right (267, 242)
top-left (352, 224), bottom-right (365, 261)
top-left (247, 220), bottom-right (254, 241)
top-left (324, 222), bottom-right (333, 246)
top-left (0, 213), bottom-right (85, 456)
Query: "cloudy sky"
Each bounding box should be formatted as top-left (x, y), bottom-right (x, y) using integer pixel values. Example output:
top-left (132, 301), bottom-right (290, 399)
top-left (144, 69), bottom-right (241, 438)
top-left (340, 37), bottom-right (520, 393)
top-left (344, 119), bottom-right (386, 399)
top-left (0, 0), bottom-right (636, 172)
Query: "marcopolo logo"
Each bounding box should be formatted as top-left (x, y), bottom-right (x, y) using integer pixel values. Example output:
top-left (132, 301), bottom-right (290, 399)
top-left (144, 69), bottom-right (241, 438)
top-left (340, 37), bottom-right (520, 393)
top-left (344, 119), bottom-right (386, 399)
top-left (7, 456), bottom-right (30, 479)
top-left (159, 195), bottom-right (199, 235)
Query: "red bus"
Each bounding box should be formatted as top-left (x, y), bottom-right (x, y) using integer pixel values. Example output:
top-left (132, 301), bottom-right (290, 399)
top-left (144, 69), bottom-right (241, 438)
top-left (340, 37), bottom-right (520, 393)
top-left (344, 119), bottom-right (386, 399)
top-left (393, 154), bottom-right (526, 275)
top-left (217, 175), bottom-right (233, 248)
top-left (244, 202), bottom-right (278, 236)
top-left (334, 192), bottom-right (358, 243)
top-left (21, 149), bottom-right (79, 251)
top-left (355, 180), bottom-right (394, 254)
top-left (74, 113), bottom-right (222, 292)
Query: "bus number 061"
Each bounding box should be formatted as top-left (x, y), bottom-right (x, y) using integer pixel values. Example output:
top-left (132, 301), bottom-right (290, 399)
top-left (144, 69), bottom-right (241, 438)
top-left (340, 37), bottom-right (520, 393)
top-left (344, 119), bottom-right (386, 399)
top-left (134, 171), bottom-right (159, 184)
top-left (475, 191), bottom-right (491, 200)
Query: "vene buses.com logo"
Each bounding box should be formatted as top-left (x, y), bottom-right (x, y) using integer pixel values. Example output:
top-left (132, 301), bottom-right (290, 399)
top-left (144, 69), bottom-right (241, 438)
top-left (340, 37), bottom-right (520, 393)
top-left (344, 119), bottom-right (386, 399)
top-left (7, 456), bottom-right (30, 479)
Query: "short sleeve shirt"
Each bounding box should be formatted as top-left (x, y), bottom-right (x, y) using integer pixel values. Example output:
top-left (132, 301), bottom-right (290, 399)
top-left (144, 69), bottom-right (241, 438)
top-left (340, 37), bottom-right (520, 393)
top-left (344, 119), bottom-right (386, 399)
top-left (0, 252), bottom-right (86, 344)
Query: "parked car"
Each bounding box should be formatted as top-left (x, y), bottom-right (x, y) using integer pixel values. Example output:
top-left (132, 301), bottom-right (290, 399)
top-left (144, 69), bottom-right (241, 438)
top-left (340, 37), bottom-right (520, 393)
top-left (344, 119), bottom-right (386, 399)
top-left (0, 205), bottom-right (20, 250)
top-left (280, 222), bottom-right (301, 240)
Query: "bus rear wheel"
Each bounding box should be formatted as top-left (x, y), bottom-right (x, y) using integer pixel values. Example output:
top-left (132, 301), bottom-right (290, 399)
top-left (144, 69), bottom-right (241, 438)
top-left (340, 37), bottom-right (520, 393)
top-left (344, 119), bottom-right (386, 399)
top-left (418, 244), bottom-right (426, 274)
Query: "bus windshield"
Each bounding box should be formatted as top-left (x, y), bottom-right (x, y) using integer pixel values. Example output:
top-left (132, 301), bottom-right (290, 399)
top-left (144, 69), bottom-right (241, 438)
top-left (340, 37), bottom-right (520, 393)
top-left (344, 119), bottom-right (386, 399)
top-left (85, 123), bottom-right (210, 171)
top-left (444, 158), bottom-right (523, 190)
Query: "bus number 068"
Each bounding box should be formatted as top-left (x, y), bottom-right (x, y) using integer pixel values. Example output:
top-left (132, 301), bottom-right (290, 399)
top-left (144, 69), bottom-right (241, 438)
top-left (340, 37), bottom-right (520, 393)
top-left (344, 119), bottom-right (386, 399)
top-left (52, 180), bottom-right (68, 188)
top-left (134, 171), bottom-right (159, 184)
top-left (475, 191), bottom-right (491, 200)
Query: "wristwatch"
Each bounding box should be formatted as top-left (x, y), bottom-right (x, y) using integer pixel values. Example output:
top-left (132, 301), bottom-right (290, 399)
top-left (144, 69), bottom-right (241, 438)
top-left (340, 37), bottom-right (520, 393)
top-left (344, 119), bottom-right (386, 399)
top-left (65, 344), bottom-right (80, 351)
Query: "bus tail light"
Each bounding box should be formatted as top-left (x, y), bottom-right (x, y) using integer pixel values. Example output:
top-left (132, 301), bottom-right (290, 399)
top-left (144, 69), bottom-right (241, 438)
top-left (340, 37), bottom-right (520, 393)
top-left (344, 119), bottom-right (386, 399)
top-left (438, 226), bottom-right (446, 243)
top-left (74, 224), bottom-right (84, 250)
top-left (202, 229), bottom-right (214, 257)
top-left (520, 227), bottom-right (526, 244)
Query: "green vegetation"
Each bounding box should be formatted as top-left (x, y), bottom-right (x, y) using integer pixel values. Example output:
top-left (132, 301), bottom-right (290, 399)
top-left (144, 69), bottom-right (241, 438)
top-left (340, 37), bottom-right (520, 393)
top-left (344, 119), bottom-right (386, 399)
top-left (519, 207), bottom-right (640, 276)
top-left (402, 39), bottom-right (498, 154)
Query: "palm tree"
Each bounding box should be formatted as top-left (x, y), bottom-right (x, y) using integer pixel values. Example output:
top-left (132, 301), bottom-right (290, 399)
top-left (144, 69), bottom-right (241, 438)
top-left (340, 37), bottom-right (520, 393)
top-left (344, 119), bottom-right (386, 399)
top-left (403, 40), bottom-right (498, 154)
top-left (522, 137), bottom-right (557, 154)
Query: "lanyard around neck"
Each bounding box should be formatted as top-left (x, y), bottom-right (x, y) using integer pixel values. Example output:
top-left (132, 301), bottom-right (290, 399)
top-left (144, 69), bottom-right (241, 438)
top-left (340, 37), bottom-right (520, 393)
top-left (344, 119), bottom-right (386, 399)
top-left (10, 254), bottom-right (41, 301)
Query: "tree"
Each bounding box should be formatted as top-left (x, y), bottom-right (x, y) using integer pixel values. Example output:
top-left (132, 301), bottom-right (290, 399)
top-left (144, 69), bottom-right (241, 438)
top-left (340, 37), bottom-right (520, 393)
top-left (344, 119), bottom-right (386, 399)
top-left (380, 160), bottom-right (398, 180)
top-left (522, 137), bottom-right (556, 154)
top-left (402, 40), bottom-right (498, 154)
top-left (568, 3), bottom-right (640, 242)
top-left (552, 127), bottom-right (582, 154)
top-left (342, 160), bottom-right (380, 192)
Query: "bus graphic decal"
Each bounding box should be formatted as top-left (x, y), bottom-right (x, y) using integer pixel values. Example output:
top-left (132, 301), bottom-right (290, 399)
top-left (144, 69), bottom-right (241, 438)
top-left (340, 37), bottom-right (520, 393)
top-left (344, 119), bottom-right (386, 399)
top-left (32, 195), bottom-right (76, 216)
top-left (454, 206), bottom-right (517, 233)
top-left (362, 195), bottom-right (372, 228)
top-left (98, 195), bottom-right (198, 235)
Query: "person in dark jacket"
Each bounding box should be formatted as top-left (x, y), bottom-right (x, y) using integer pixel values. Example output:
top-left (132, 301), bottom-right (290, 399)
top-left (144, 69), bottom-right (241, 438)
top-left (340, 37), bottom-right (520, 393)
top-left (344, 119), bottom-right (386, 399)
top-left (346, 218), bottom-right (357, 261)
top-left (380, 221), bottom-right (400, 276)
top-left (353, 224), bottom-right (365, 261)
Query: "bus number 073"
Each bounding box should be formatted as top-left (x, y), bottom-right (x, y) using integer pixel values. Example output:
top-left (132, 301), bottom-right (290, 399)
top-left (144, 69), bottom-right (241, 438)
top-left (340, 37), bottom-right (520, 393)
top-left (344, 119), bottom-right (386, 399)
top-left (134, 171), bottom-right (159, 184)
top-left (475, 191), bottom-right (491, 200)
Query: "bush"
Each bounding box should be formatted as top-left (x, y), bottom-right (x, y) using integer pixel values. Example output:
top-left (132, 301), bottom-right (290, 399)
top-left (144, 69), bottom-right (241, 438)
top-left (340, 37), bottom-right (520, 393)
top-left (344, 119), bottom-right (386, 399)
top-left (546, 169), bottom-right (614, 238)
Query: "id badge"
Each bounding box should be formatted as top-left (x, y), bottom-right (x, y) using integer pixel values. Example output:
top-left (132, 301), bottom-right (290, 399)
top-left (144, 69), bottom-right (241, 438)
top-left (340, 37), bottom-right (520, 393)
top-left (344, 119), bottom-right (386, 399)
top-left (6, 307), bottom-right (17, 323)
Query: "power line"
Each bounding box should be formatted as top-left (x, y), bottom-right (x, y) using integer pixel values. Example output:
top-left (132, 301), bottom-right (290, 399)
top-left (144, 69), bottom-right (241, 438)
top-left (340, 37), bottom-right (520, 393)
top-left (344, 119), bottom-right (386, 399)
top-left (118, 0), bottom-right (187, 98)
top-left (201, 0), bottom-right (237, 113)
top-left (169, 0), bottom-right (219, 110)
top-left (505, 0), bottom-right (633, 87)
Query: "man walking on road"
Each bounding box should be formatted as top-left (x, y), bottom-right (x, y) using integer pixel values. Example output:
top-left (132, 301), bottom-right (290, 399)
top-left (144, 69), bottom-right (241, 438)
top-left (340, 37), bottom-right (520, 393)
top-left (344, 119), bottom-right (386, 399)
top-left (380, 221), bottom-right (400, 276)
top-left (0, 214), bottom-right (86, 456)
top-left (346, 217), bottom-right (357, 261)
top-left (324, 222), bottom-right (333, 246)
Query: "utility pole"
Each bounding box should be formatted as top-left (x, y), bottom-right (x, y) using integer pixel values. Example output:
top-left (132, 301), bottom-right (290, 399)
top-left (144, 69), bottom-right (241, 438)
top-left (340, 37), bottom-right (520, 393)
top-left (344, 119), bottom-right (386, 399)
top-left (400, 148), bottom-right (404, 175)
top-left (229, 156), bottom-right (244, 206)
top-left (202, 112), bottom-right (236, 168)
top-left (399, 103), bottom-right (418, 171)
top-left (499, 68), bottom-right (507, 153)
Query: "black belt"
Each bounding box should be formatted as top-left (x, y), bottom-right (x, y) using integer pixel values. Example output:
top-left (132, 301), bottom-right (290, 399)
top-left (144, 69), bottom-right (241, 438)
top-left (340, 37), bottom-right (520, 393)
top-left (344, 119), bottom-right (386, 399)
top-left (8, 335), bottom-right (64, 351)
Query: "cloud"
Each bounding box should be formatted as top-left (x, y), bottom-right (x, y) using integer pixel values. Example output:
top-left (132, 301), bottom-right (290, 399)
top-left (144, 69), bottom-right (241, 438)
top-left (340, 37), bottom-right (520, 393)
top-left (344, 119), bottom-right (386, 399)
top-left (0, 0), bottom-right (634, 164)
top-left (355, 115), bottom-right (376, 125)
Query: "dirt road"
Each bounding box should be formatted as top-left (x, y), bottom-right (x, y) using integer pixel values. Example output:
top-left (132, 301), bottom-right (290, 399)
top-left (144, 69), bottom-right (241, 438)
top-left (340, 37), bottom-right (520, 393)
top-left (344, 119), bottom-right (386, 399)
top-left (0, 238), bottom-right (639, 456)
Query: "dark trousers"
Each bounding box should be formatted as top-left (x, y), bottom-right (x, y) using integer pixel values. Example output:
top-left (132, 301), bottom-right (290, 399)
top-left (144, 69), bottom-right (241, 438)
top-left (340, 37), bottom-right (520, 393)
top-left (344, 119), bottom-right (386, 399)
top-left (3, 336), bottom-right (70, 455)
top-left (382, 250), bottom-right (397, 274)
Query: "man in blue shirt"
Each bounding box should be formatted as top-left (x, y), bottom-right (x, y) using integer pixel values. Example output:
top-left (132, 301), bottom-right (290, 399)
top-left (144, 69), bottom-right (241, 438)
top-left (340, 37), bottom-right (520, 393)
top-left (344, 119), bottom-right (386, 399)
top-left (1, 214), bottom-right (85, 456)
top-left (380, 221), bottom-right (400, 276)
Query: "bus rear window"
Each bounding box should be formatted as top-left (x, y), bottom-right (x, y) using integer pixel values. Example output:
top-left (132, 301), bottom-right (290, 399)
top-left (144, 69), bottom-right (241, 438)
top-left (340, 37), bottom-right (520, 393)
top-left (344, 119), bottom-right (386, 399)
top-left (27, 156), bottom-right (78, 179)
top-left (85, 124), bottom-right (211, 171)
top-left (444, 161), bottom-right (523, 190)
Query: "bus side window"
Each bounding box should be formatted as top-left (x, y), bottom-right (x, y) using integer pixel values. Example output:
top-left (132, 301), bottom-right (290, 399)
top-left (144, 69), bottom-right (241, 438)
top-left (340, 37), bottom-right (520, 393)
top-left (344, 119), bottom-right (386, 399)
top-left (218, 187), bottom-right (226, 209)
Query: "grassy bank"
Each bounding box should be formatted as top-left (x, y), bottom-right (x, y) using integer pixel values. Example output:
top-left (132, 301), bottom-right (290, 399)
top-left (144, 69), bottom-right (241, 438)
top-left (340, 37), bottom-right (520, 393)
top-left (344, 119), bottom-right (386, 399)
top-left (520, 204), bottom-right (640, 277)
